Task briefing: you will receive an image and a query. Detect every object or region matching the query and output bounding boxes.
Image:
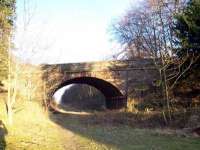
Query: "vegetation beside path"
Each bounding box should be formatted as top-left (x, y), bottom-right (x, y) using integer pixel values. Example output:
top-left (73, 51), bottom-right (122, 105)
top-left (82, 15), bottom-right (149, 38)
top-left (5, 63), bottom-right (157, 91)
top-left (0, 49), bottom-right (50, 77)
top-left (1, 94), bottom-right (200, 150)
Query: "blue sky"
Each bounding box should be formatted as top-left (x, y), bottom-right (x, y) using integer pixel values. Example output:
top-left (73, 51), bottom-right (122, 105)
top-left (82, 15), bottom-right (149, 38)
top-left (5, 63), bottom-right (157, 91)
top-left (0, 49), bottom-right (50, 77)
top-left (14, 0), bottom-right (139, 64)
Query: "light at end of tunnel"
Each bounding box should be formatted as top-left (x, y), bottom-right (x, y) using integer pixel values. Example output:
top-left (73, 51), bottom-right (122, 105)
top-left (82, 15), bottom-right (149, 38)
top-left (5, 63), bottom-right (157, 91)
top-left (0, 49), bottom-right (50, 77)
top-left (53, 84), bottom-right (75, 104)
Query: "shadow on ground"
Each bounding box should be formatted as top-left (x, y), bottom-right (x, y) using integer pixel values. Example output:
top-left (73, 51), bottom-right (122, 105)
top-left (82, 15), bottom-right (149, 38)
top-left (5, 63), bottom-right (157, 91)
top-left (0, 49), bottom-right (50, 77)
top-left (0, 120), bottom-right (7, 150)
top-left (48, 111), bottom-right (200, 150)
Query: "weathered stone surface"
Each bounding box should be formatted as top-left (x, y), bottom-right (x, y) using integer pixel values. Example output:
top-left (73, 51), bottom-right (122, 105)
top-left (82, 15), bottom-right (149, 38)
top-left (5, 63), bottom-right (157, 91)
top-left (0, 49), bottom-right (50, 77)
top-left (40, 59), bottom-right (160, 109)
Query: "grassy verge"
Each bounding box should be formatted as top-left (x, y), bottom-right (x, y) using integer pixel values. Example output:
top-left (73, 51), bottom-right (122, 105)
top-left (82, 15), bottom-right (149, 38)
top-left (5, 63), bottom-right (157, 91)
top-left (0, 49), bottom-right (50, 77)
top-left (0, 94), bottom-right (200, 150)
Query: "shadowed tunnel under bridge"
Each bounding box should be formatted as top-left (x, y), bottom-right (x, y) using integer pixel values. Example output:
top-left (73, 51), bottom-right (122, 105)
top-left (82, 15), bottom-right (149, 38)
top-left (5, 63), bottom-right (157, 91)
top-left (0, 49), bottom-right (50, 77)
top-left (52, 77), bottom-right (126, 109)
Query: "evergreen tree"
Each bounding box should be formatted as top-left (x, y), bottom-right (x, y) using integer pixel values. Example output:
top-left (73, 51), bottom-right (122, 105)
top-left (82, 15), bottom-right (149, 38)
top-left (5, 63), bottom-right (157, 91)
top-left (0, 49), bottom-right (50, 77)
top-left (173, 0), bottom-right (200, 86)
top-left (174, 0), bottom-right (200, 63)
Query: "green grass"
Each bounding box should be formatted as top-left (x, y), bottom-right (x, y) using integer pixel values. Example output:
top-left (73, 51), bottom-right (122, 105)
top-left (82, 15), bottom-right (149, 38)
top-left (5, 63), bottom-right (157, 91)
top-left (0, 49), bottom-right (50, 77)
top-left (0, 94), bottom-right (200, 150)
top-left (50, 112), bottom-right (200, 150)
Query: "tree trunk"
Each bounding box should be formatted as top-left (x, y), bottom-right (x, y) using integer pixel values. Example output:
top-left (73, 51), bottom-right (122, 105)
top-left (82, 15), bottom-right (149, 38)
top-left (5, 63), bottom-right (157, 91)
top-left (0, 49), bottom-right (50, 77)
top-left (6, 99), bottom-right (13, 125)
top-left (163, 68), bottom-right (171, 122)
top-left (7, 41), bottom-right (12, 125)
top-left (160, 55), bottom-right (171, 123)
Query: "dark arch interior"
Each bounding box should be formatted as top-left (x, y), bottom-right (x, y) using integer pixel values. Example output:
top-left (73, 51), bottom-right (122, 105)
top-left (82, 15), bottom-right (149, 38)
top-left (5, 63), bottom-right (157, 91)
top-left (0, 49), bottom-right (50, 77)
top-left (58, 84), bottom-right (106, 111)
top-left (53, 77), bottom-right (126, 109)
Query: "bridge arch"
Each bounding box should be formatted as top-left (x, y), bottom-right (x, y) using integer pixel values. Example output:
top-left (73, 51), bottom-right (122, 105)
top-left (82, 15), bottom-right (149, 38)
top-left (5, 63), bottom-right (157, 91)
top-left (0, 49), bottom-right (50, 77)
top-left (52, 77), bottom-right (126, 109)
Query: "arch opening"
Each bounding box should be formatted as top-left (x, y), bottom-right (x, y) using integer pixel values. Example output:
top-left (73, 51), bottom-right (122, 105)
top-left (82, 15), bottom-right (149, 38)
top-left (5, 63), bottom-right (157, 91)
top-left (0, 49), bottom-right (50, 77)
top-left (53, 84), bottom-right (106, 112)
top-left (52, 77), bottom-right (126, 109)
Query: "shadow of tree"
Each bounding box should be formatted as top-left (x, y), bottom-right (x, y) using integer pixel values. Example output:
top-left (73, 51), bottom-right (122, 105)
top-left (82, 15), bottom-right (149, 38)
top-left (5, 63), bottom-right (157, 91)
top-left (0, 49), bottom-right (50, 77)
top-left (49, 111), bottom-right (169, 149)
top-left (0, 120), bottom-right (8, 150)
top-left (41, 60), bottom-right (200, 149)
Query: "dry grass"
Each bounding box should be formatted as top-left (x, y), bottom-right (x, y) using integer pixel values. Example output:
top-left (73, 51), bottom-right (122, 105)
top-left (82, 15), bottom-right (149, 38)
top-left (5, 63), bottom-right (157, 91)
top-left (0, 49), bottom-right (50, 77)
top-left (1, 93), bottom-right (200, 150)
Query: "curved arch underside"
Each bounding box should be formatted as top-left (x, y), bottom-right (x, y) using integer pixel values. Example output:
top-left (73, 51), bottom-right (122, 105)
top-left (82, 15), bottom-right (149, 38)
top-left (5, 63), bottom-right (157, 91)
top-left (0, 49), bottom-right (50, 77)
top-left (53, 77), bottom-right (126, 109)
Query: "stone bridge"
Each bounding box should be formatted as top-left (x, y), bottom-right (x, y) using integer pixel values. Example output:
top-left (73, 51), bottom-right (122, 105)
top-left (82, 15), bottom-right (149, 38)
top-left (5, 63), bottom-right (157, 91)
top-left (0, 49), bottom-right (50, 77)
top-left (42, 59), bottom-right (160, 109)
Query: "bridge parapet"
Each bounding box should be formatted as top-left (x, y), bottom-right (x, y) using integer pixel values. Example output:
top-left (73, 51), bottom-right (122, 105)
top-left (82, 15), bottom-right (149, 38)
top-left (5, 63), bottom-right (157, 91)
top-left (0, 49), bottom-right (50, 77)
top-left (45, 58), bottom-right (156, 73)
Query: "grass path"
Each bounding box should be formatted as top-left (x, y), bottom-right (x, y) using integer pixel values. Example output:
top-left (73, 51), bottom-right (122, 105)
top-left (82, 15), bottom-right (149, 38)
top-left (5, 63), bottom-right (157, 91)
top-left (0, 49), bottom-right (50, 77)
top-left (0, 97), bottom-right (200, 150)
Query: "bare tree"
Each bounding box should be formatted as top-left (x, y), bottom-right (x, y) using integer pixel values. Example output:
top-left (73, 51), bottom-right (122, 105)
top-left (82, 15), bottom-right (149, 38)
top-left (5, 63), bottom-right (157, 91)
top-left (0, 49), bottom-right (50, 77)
top-left (6, 0), bottom-right (41, 125)
top-left (111, 0), bottom-right (187, 122)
